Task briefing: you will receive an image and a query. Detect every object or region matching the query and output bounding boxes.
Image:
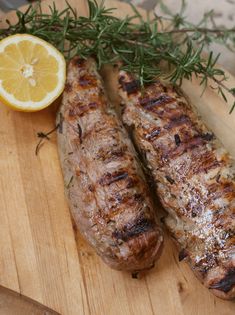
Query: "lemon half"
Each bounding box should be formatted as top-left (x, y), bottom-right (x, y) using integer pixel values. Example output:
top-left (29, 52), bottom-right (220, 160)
top-left (0, 34), bottom-right (66, 112)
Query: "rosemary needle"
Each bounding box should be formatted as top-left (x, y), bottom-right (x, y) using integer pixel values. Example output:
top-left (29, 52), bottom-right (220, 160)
top-left (1, 0), bottom-right (235, 112)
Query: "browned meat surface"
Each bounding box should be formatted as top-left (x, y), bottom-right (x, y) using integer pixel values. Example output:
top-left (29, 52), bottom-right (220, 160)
top-left (117, 70), bottom-right (235, 298)
top-left (56, 57), bottom-right (163, 272)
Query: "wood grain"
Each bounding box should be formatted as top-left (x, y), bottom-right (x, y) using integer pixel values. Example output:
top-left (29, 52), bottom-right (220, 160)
top-left (0, 1), bottom-right (234, 314)
top-left (0, 285), bottom-right (59, 315)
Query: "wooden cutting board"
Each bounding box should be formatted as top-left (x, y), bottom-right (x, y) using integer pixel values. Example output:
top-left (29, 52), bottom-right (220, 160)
top-left (0, 285), bottom-right (60, 315)
top-left (0, 1), bottom-right (235, 314)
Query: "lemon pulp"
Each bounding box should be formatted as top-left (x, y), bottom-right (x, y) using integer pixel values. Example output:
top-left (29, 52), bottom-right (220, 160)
top-left (0, 34), bottom-right (66, 111)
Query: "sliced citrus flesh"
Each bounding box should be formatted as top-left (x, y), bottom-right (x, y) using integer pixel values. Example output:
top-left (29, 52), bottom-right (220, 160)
top-left (0, 34), bottom-right (66, 111)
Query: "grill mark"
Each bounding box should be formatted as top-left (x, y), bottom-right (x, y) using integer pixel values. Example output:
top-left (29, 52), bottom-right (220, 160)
top-left (77, 123), bottom-right (82, 143)
top-left (201, 132), bottom-right (215, 141)
top-left (119, 77), bottom-right (140, 95)
top-left (99, 171), bottom-right (129, 186)
top-left (68, 102), bottom-right (99, 117)
top-left (79, 74), bottom-right (97, 88)
top-left (145, 128), bottom-right (161, 140)
top-left (174, 134), bottom-right (181, 146)
top-left (209, 268), bottom-right (235, 293)
top-left (190, 150), bottom-right (221, 175)
top-left (158, 136), bottom-right (220, 174)
top-left (161, 136), bottom-right (205, 160)
top-left (140, 94), bottom-right (175, 111)
top-left (179, 136), bottom-right (204, 151)
top-left (164, 115), bottom-right (191, 130)
top-left (207, 182), bottom-right (235, 200)
top-left (112, 214), bottom-right (155, 242)
top-left (185, 182), bottom-right (234, 215)
top-left (96, 145), bottom-right (127, 162)
top-left (83, 125), bottom-right (120, 145)
top-left (106, 193), bottom-right (146, 219)
top-left (109, 193), bottom-right (144, 208)
top-left (147, 130), bottom-right (213, 160)
top-left (154, 108), bottom-right (185, 121)
top-left (88, 102), bottom-right (99, 109)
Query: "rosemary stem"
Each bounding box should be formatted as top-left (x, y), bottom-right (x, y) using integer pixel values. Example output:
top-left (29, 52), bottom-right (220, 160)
top-left (164, 28), bottom-right (235, 35)
top-left (0, 0), bottom-right (234, 112)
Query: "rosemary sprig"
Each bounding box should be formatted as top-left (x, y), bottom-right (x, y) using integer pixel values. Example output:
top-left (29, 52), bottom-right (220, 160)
top-left (1, 0), bottom-right (235, 112)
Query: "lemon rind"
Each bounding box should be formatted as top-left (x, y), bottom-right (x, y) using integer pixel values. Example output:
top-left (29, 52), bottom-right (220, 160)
top-left (0, 34), bottom-right (66, 111)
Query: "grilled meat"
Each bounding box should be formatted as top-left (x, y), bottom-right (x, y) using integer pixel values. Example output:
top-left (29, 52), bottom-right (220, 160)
top-left (117, 70), bottom-right (235, 298)
top-left (56, 57), bottom-right (163, 272)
